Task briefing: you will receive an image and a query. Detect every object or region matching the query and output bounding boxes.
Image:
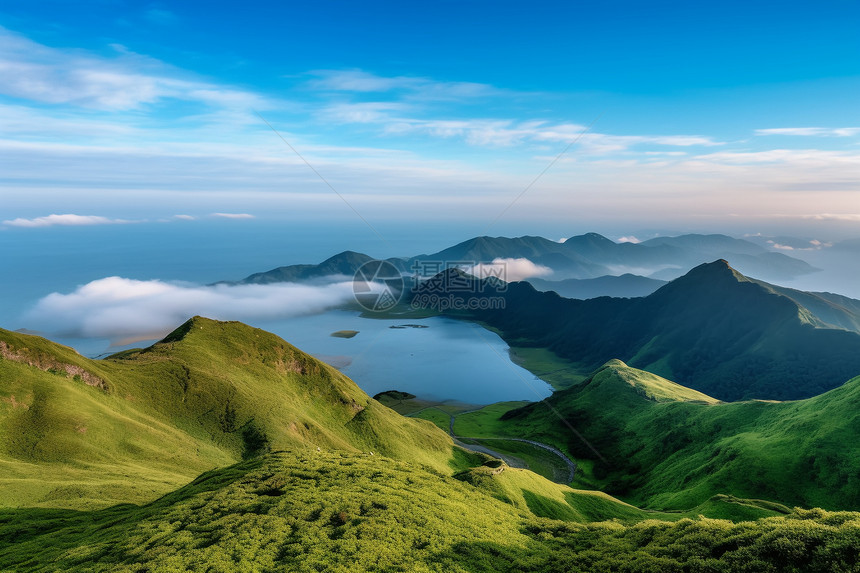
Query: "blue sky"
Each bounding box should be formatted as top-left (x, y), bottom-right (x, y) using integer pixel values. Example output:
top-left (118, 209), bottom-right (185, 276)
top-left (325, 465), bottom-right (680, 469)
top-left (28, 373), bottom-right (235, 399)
top-left (2, 0), bottom-right (860, 239)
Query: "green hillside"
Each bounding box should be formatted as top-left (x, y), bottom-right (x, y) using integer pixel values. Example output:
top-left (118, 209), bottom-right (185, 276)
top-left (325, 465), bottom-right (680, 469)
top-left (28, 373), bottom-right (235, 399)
top-left (0, 318), bottom-right (457, 508)
top-left (493, 359), bottom-right (860, 512)
top-left (1, 450), bottom-right (857, 572)
top-left (5, 318), bottom-right (860, 571)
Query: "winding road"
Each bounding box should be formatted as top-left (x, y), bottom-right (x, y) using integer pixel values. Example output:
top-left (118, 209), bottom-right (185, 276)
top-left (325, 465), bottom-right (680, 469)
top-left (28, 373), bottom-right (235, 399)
top-left (413, 406), bottom-right (577, 484)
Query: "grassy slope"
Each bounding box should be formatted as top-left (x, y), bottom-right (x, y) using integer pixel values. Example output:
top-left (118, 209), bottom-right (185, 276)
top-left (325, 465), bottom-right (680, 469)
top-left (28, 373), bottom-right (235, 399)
top-left (1, 451), bottom-right (854, 573)
top-left (0, 318), bottom-right (459, 508)
top-left (497, 359), bottom-right (860, 512)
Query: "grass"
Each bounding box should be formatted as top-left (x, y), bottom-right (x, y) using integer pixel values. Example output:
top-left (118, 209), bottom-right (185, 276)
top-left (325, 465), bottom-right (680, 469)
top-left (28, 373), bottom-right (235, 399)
top-left (410, 407), bottom-right (452, 433)
top-left (508, 347), bottom-right (589, 390)
top-left (0, 318), bottom-right (462, 509)
top-left (451, 401), bottom-right (526, 437)
top-left (498, 359), bottom-right (860, 513)
top-left (1, 451), bottom-right (853, 572)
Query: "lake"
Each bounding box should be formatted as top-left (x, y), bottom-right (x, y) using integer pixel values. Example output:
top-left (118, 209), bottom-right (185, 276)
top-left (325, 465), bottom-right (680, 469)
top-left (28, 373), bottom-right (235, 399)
top-left (256, 311), bottom-right (552, 405)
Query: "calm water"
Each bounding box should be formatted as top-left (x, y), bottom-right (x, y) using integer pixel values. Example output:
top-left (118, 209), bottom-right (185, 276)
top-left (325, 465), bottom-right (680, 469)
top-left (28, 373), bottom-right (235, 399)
top-left (256, 311), bottom-right (552, 404)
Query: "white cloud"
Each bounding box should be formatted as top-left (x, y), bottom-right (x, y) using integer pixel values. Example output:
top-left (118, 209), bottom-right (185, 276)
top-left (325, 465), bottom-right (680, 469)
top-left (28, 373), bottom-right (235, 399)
top-left (801, 213), bottom-right (860, 222)
top-left (617, 236), bottom-right (640, 244)
top-left (462, 258), bottom-right (553, 282)
top-left (382, 117), bottom-right (722, 151)
top-left (2, 214), bottom-right (133, 228)
top-left (0, 26), bottom-right (266, 111)
top-left (24, 277), bottom-right (357, 342)
top-left (308, 69), bottom-right (498, 100)
top-left (768, 242), bottom-right (795, 250)
top-left (755, 127), bottom-right (860, 137)
top-left (173, 214), bottom-right (195, 220)
top-left (211, 212), bottom-right (255, 219)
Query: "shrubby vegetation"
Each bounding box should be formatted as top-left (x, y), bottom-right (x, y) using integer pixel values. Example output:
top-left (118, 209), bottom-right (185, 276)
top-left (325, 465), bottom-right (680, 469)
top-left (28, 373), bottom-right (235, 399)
top-left (2, 452), bottom-right (859, 572)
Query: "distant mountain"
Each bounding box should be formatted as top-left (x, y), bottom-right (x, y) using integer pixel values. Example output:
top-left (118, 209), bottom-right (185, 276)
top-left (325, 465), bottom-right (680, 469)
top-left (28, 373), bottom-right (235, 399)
top-left (527, 274), bottom-right (667, 299)
top-left (418, 261), bottom-right (860, 401)
top-left (408, 235), bottom-right (609, 278)
top-left (498, 359), bottom-right (860, 511)
top-left (640, 233), bottom-right (765, 256)
top-left (226, 251), bottom-right (406, 285)
top-left (224, 233), bottom-right (819, 294)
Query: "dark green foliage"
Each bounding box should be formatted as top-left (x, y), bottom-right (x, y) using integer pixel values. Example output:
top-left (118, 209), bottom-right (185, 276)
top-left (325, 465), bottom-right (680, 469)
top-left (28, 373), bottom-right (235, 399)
top-left (429, 260), bottom-right (860, 400)
top-left (240, 421), bottom-right (269, 459)
top-left (1, 452), bottom-right (859, 572)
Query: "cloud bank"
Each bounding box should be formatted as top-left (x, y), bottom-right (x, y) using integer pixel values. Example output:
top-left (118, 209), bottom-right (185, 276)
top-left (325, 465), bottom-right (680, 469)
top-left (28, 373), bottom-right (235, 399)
top-left (462, 258), bottom-right (553, 282)
top-left (211, 212), bottom-right (255, 219)
top-left (24, 277), bottom-right (356, 343)
top-left (3, 214), bottom-right (133, 228)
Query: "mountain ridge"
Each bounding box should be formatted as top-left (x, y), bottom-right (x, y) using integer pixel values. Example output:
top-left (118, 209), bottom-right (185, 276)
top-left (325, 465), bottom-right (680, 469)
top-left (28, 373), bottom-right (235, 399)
top-left (423, 260), bottom-right (860, 400)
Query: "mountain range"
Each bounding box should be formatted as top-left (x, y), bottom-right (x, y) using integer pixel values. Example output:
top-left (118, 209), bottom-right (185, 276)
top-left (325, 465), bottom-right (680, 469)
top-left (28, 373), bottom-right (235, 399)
top-left (417, 260), bottom-right (860, 401)
top-left (227, 232), bottom-right (820, 289)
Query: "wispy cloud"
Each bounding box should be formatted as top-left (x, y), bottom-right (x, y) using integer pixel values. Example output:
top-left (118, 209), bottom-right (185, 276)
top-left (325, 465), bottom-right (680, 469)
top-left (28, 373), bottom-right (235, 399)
top-left (756, 127), bottom-right (860, 137)
top-left (24, 276), bottom-right (356, 342)
top-left (800, 213), bottom-right (860, 222)
top-left (0, 26), bottom-right (266, 112)
top-left (308, 69), bottom-right (500, 100)
top-left (2, 214), bottom-right (133, 228)
top-left (211, 213), bottom-right (254, 219)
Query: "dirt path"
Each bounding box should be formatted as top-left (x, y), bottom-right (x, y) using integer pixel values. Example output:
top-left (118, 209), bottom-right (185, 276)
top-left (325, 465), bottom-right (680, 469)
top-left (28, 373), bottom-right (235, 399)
top-left (412, 406), bottom-right (577, 483)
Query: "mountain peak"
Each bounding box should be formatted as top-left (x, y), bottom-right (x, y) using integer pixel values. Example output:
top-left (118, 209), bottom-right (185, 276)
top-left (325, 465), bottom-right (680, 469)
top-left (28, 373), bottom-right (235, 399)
top-left (566, 232), bottom-right (614, 244)
top-left (680, 259), bottom-right (747, 282)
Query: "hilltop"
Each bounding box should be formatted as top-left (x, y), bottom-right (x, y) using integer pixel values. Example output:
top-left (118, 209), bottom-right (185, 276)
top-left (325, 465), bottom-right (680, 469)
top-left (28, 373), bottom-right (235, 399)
top-left (0, 317), bottom-right (458, 508)
top-left (485, 359), bottom-right (860, 511)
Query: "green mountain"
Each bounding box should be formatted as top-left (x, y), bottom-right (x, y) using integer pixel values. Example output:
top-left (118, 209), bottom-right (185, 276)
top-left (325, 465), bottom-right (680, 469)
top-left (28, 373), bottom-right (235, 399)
top-left (492, 359), bottom-right (860, 513)
top-left (0, 317), bottom-right (457, 508)
top-left (223, 233), bottom-right (818, 295)
top-left (409, 235), bottom-right (610, 278)
top-left (227, 251), bottom-right (406, 285)
top-left (423, 260), bottom-right (860, 400)
top-left (746, 279), bottom-right (860, 333)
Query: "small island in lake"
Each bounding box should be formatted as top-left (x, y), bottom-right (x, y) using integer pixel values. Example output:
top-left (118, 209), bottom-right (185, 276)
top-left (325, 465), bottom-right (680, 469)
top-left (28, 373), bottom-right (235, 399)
top-left (330, 330), bottom-right (359, 338)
